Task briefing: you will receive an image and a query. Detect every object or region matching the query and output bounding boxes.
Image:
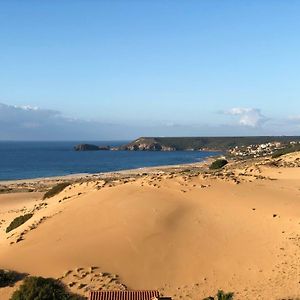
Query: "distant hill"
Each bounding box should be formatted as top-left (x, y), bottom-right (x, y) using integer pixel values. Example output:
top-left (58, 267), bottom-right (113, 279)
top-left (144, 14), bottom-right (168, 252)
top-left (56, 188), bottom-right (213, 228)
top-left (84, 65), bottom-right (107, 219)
top-left (120, 136), bottom-right (300, 151)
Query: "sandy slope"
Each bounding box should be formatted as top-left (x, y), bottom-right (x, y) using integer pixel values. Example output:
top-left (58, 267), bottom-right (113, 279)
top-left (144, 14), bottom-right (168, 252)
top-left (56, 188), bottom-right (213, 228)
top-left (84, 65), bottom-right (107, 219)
top-left (1, 154), bottom-right (300, 299)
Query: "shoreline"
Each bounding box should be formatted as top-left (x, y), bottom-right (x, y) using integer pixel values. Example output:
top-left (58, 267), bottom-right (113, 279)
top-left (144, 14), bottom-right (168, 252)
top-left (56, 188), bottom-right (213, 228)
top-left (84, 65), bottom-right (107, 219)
top-left (0, 155), bottom-right (221, 187)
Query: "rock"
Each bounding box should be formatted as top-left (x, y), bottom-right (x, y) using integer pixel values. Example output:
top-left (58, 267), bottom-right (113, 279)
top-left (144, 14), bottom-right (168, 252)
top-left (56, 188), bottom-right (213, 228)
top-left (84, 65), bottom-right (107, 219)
top-left (74, 144), bottom-right (110, 151)
top-left (74, 144), bottom-right (100, 151)
top-left (98, 146), bottom-right (110, 150)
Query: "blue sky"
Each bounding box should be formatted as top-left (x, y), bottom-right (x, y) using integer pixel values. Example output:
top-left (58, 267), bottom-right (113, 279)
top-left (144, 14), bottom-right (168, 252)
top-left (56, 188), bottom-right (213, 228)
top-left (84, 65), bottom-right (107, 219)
top-left (1, 1), bottom-right (300, 140)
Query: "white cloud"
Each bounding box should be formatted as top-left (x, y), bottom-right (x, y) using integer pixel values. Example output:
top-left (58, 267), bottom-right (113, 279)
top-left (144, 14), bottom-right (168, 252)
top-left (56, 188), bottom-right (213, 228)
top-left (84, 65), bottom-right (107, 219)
top-left (0, 102), bottom-right (187, 140)
top-left (0, 103), bottom-right (60, 125)
top-left (225, 107), bottom-right (267, 127)
top-left (0, 103), bottom-right (102, 140)
top-left (15, 105), bottom-right (39, 111)
top-left (0, 102), bottom-right (298, 140)
top-left (288, 115), bottom-right (300, 122)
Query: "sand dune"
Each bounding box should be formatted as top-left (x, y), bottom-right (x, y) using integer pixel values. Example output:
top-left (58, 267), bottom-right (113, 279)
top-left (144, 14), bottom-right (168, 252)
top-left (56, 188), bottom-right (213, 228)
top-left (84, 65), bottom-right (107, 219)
top-left (1, 154), bottom-right (300, 299)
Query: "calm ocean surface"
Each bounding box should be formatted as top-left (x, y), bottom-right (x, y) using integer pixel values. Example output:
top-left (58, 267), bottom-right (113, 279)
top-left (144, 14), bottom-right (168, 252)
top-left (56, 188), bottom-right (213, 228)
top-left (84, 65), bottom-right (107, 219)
top-left (0, 141), bottom-right (220, 181)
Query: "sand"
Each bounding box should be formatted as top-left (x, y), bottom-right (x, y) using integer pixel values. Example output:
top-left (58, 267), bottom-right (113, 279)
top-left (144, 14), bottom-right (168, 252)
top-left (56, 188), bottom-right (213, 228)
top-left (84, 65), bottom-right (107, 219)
top-left (1, 154), bottom-right (300, 299)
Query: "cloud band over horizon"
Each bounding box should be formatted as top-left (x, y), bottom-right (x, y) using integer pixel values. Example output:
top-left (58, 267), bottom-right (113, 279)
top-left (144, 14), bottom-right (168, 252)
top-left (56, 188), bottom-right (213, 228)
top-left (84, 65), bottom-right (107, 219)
top-left (0, 103), bottom-right (299, 140)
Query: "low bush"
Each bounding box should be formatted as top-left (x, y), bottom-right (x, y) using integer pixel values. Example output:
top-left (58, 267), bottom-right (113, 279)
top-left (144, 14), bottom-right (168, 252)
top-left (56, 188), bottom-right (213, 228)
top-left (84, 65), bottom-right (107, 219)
top-left (43, 182), bottom-right (71, 199)
top-left (272, 144), bottom-right (300, 158)
top-left (0, 269), bottom-right (26, 288)
top-left (203, 290), bottom-right (234, 300)
top-left (10, 276), bottom-right (83, 300)
top-left (216, 290), bottom-right (234, 300)
top-left (6, 214), bottom-right (33, 233)
top-left (209, 159), bottom-right (228, 170)
top-left (272, 148), bottom-right (291, 158)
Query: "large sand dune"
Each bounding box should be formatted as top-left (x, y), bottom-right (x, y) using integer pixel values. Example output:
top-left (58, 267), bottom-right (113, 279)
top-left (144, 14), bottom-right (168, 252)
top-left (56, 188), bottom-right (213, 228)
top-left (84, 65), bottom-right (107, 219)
top-left (1, 154), bottom-right (300, 299)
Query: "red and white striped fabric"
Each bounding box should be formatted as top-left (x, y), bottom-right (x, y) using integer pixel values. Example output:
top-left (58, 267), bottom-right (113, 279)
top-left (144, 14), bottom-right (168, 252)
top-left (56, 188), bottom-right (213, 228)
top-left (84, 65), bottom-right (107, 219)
top-left (89, 290), bottom-right (160, 300)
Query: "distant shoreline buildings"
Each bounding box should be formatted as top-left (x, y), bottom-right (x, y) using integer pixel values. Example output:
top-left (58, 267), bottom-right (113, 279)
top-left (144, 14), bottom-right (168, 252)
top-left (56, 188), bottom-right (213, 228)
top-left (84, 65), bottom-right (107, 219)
top-left (228, 141), bottom-right (300, 158)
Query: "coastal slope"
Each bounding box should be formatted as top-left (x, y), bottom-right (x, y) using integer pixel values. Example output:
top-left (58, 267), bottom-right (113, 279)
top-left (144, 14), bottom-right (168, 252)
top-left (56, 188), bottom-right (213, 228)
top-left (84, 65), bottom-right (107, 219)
top-left (120, 136), bottom-right (300, 151)
top-left (74, 136), bottom-right (300, 151)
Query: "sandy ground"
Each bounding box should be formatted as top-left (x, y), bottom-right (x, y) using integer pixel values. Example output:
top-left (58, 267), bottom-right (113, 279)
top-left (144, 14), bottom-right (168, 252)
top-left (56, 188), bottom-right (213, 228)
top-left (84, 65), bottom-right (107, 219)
top-left (1, 154), bottom-right (300, 299)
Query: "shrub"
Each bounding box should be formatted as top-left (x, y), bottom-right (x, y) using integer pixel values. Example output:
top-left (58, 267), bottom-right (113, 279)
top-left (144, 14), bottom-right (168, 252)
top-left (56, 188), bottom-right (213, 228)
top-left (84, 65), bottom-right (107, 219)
top-left (43, 182), bottom-right (71, 199)
top-left (0, 269), bottom-right (26, 288)
top-left (209, 159), bottom-right (228, 170)
top-left (203, 290), bottom-right (234, 300)
top-left (272, 151), bottom-right (282, 158)
top-left (272, 144), bottom-right (300, 158)
top-left (216, 290), bottom-right (234, 300)
top-left (10, 276), bottom-right (83, 300)
top-left (6, 214), bottom-right (33, 233)
top-left (271, 148), bottom-right (297, 158)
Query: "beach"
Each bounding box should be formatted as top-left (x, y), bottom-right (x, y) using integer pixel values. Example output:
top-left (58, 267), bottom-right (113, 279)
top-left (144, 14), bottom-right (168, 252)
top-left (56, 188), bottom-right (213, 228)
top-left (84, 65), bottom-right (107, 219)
top-left (1, 153), bottom-right (300, 299)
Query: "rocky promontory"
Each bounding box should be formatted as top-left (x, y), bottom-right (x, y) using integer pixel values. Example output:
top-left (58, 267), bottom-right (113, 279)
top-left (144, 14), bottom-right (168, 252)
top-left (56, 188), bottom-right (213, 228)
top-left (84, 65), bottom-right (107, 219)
top-left (74, 136), bottom-right (300, 152)
top-left (74, 144), bottom-right (110, 151)
top-left (120, 138), bottom-right (176, 151)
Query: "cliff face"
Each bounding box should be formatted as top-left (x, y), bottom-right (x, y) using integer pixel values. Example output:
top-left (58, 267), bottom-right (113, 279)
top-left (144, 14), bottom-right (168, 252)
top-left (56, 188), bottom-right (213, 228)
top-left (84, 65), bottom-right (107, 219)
top-left (128, 144), bottom-right (176, 151)
top-left (124, 142), bottom-right (176, 151)
top-left (120, 137), bottom-right (221, 151)
top-left (120, 138), bottom-right (176, 151)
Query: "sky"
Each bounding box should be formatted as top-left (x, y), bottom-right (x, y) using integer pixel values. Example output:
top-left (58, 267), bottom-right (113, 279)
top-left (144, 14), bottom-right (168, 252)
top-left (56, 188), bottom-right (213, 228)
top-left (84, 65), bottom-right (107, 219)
top-left (1, 0), bottom-right (300, 140)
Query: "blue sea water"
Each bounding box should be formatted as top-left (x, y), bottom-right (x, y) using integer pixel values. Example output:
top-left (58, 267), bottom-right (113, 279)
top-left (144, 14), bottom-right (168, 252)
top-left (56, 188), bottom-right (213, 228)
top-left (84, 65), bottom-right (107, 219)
top-left (0, 141), bottom-right (220, 181)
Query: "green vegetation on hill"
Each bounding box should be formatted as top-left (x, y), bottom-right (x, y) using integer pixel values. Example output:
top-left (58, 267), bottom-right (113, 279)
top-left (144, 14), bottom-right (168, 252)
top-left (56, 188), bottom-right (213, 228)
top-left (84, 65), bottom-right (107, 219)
top-left (10, 276), bottom-right (83, 300)
top-left (6, 214), bottom-right (33, 233)
top-left (43, 182), bottom-right (70, 199)
top-left (122, 136), bottom-right (300, 151)
top-left (272, 144), bottom-right (300, 158)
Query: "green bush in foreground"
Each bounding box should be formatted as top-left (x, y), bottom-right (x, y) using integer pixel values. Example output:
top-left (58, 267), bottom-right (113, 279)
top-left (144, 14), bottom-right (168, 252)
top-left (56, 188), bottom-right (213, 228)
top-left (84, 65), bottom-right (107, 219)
top-left (10, 276), bottom-right (83, 300)
top-left (6, 214), bottom-right (33, 233)
top-left (209, 159), bottom-right (228, 170)
top-left (203, 290), bottom-right (234, 300)
top-left (0, 269), bottom-right (26, 288)
top-left (43, 182), bottom-right (71, 199)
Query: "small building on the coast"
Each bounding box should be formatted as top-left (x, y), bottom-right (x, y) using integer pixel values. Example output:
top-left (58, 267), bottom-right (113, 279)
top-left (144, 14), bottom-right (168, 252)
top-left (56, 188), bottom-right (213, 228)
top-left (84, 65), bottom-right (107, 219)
top-left (89, 290), bottom-right (172, 300)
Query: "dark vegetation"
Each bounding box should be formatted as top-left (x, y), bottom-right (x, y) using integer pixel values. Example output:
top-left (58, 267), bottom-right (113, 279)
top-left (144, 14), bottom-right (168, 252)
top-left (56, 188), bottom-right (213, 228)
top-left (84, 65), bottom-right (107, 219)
top-left (43, 182), bottom-right (71, 199)
top-left (203, 290), bottom-right (234, 300)
top-left (122, 136), bottom-right (300, 151)
top-left (209, 159), bottom-right (228, 170)
top-left (272, 144), bottom-right (300, 158)
top-left (10, 276), bottom-right (84, 300)
top-left (0, 269), bottom-right (27, 288)
top-left (6, 214), bottom-right (33, 233)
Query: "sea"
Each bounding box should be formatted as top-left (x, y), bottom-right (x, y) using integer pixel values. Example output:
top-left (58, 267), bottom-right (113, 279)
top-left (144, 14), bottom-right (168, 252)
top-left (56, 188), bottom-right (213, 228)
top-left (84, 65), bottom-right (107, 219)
top-left (0, 141), bottom-right (220, 181)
